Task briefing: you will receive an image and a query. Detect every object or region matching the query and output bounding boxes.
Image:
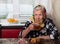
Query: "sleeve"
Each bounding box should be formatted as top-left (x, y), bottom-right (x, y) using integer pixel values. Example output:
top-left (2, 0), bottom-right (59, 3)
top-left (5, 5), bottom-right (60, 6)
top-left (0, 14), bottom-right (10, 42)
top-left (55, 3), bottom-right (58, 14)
top-left (47, 19), bottom-right (59, 40)
top-left (19, 21), bottom-right (32, 38)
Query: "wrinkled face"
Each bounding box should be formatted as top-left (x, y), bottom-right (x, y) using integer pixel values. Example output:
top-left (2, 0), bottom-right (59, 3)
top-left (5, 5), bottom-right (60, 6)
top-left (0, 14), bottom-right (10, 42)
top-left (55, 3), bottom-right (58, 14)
top-left (34, 10), bottom-right (43, 24)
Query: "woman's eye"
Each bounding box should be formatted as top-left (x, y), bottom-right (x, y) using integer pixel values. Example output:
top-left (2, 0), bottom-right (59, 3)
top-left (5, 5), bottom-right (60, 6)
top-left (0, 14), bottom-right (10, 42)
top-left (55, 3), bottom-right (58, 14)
top-left (35, 14), bottom-right (40, 15)
top-left (39, 14), bottom-right (42, 15)
top-left (35, 14), bottom-right (37, 16)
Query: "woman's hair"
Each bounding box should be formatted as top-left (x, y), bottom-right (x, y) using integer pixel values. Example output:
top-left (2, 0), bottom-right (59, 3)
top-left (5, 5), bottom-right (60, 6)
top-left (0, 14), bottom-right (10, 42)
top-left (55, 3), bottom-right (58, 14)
top-left (33, 5), bottom-right (47, 20)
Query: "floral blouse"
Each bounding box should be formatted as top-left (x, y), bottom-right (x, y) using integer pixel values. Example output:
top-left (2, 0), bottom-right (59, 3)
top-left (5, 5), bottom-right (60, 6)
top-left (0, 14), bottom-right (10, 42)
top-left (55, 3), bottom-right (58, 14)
top-left (19, 18), bottom-right (59, 40)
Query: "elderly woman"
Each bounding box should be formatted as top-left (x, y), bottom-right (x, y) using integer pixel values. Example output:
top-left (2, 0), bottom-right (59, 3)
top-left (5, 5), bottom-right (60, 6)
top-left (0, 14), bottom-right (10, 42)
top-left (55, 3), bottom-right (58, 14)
top-left (19, 5), bottom-right (58, 40)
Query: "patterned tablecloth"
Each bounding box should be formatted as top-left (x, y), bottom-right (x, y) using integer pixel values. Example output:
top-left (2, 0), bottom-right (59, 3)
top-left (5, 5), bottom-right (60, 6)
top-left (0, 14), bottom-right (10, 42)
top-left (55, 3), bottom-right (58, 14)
top-left (0, 38), bottom-right (60, 44)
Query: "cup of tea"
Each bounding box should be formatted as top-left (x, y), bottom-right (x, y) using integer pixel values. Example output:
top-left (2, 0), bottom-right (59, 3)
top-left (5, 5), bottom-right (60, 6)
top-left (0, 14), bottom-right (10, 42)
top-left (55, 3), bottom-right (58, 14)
top-left (34, 23), bottom-right (40, 30)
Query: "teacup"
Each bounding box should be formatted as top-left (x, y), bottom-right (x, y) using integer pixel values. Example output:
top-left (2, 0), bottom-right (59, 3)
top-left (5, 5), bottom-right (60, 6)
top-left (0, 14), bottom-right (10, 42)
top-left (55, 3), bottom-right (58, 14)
top-left (34, 23), bottom-right (40, 30)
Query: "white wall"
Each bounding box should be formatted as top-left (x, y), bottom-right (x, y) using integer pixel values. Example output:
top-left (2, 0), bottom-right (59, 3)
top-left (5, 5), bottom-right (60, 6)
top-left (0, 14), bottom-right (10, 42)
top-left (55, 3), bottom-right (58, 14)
top-left (52, 0), bottom-right (60, 32)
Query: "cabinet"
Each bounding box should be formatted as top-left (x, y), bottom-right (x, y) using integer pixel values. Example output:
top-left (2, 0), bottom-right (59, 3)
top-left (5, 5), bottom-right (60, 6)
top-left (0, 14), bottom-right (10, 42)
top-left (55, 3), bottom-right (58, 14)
top-left (1, 26), bottom-right (24, 38)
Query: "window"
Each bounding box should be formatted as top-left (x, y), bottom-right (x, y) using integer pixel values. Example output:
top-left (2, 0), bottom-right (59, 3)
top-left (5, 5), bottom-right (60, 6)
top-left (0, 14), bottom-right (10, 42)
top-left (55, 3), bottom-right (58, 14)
top-left (20, 4), bottom-right (33, 16)
top-left (0, 0), bottom-right (53, 23)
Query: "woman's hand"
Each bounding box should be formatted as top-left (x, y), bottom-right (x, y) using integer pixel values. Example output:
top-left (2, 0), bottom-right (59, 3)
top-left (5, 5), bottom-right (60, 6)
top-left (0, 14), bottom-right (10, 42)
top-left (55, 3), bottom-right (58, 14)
top-left (18, 38), bottom-right (26, 44)
top-left (37, 36), bottom-right (50, 40)
top-left (28, 23), bottom-right (40, 31)
top-left (28, 23), bottom-right (34, 31)
top-left (22, 23), bottom-right (34, 38)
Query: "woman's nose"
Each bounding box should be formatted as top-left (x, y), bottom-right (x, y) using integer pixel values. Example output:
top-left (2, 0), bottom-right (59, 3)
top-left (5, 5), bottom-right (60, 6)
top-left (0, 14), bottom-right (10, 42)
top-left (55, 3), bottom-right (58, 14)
top-left (37, 16), bottom-right (40, 19)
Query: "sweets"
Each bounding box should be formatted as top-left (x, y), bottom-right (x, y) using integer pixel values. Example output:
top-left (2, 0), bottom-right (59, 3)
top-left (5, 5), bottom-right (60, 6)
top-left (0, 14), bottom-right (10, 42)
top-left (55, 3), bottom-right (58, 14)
top-left (30, 38), bottom-right (40, 44)
top-left (7, 18), bottom-right (18, 23)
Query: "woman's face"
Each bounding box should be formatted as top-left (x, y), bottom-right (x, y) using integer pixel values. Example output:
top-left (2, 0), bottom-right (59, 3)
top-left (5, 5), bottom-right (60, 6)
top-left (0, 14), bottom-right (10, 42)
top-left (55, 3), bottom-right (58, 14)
top-left (34, 10), bottom-right (43, 24)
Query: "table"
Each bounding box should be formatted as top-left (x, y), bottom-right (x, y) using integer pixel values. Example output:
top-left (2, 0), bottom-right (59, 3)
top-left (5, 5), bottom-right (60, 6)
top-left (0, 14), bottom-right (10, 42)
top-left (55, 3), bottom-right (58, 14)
top-left (0, 38), bottom-right (60, 44)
